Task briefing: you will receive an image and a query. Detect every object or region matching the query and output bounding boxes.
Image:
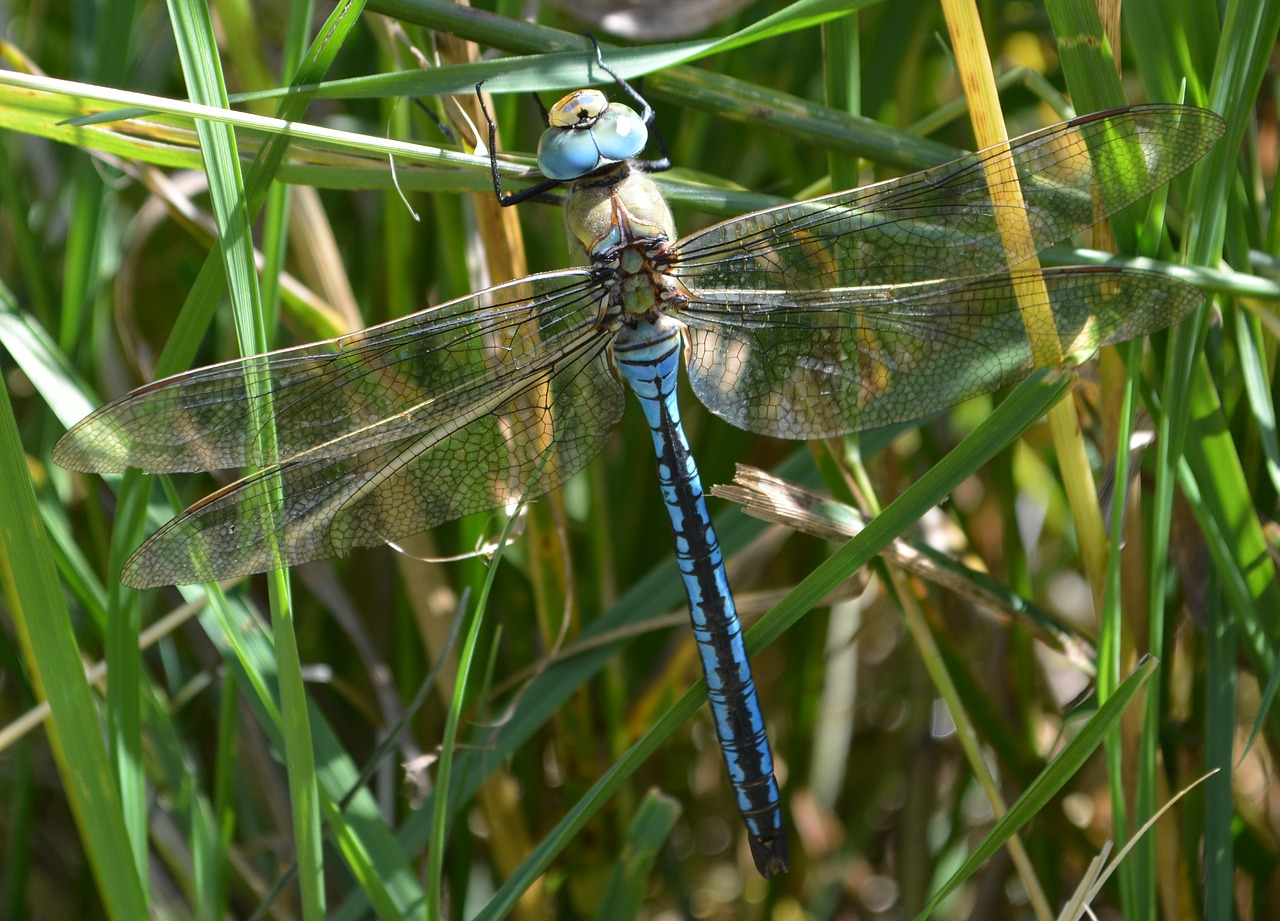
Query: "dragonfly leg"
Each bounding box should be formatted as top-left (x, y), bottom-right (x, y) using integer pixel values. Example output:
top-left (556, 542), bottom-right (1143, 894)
top-left (586, 35), bottom-right (672, 174)
top-left (475, 81), bottom-right (564, 208)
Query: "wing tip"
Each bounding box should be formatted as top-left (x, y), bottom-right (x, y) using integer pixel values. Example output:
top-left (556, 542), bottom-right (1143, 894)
top-left (52, 418), bottom-right (131, 474)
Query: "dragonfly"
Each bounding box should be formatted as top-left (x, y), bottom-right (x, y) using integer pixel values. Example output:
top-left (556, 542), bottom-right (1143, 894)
top-left (54, 61), bottom-right (1223, 876)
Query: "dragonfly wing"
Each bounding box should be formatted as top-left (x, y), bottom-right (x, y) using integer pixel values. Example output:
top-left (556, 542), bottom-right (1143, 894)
top-left (54, 270), bottom-right (605, 473)
top-left (680, 266), bottom-right (1203, 438)
top-left (120, 322), bottom-right (622, 587)
top-left (671, 105), bottom-right (1223, 290)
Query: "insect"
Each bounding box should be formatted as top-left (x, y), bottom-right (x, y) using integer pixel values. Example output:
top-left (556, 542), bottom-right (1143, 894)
top-left (55, 59), bottom-right (1223, 875)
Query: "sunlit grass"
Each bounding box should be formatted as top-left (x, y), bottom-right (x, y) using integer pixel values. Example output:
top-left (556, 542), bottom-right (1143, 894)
top-left (1, 0), bottom-right (1276, 918)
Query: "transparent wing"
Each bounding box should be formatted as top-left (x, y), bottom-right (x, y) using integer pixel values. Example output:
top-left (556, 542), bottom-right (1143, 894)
top-left (55, 270), bottom-right (605, 473)
top-left (53, 272), bottom-right (625, 587)
top-left (681, 266), bottom-right (1203, 438)
top-left (120, 322), bottom-right (619, 587)
top-left (671, 105), bottom-right (1223, 291)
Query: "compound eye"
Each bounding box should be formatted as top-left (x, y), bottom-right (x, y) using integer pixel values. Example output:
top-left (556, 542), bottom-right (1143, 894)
top-left (537, 127), bottom-right (603, 180)
top-left (547, 89), bottom-right (609, 128)
top-left (536, 90), bottom-right (648, 181)
top-left (590, 104), bottom-right (647, 162)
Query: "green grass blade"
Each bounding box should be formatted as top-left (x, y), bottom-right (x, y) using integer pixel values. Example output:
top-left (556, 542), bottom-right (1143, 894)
top-left (166, 1), bottom-right (322, 916)
top-left (590, 791), bottom-right (682, 921)
top-left (914, 657), bottom-right (1159, 920)
top-left (0, 282), bottom-right (148, 920)
top-left (1203, 587), bottom-right (1236, 921)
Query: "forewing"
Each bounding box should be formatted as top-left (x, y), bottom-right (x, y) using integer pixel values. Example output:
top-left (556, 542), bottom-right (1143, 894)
top-left (121, 320), bottom-right (622, 587)
top-left (54, 270), bottom-right (604, 473)
top-left (681, 266), bottom-right (1203, 438)
top-left (671, 105), bottom-right (1223, 292)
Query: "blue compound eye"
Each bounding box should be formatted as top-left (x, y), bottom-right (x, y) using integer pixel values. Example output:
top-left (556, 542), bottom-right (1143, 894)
top-left (536, 92), bottom-right (650, 181)
top-left (546, 89), bottom-right (608, 128)
top-left (591, 104), bottom-right (648, 162)
top-left (537, 126), bottom-right (604, 180)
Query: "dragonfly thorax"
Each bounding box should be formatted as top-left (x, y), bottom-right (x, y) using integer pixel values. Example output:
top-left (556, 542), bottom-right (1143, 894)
top-left (596, 241), bottom-right (687, 327)
top-left (562, 163), bottom-right (676, 263)
top-left (562, 162), bottom-right (686, 326)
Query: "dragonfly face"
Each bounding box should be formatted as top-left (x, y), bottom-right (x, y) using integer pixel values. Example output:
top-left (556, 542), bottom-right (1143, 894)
top-left (53, 83), bottom-right (1224, 877)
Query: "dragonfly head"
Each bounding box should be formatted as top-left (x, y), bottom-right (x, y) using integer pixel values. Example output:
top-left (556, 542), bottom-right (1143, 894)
top-left (536, 89), bottom-right (649, 181)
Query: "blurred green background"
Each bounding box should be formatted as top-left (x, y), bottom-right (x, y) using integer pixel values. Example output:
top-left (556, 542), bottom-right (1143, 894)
top-left (1, 0), bottom-right (1277, 918)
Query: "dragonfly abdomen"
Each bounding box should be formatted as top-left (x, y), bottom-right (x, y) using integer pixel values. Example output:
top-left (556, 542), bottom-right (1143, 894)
top-left (614, 317), bottom-right (789, 877)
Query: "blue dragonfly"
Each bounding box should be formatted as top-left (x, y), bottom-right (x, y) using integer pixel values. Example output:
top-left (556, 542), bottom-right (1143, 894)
top-left (54, 67), bottom-right (1222, 875)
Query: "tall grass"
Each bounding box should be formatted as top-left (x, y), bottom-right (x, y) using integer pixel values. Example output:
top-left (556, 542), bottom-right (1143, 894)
top-left (1, 0), bottom-right (1276, 918)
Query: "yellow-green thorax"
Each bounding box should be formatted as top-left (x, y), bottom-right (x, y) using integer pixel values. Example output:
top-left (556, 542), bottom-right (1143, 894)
top-left (562, 164), bottom-right (682, 323)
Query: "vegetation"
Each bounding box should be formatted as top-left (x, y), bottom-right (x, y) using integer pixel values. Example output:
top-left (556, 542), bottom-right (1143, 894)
top-left (1, 0), bottom-right (1276, 918)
